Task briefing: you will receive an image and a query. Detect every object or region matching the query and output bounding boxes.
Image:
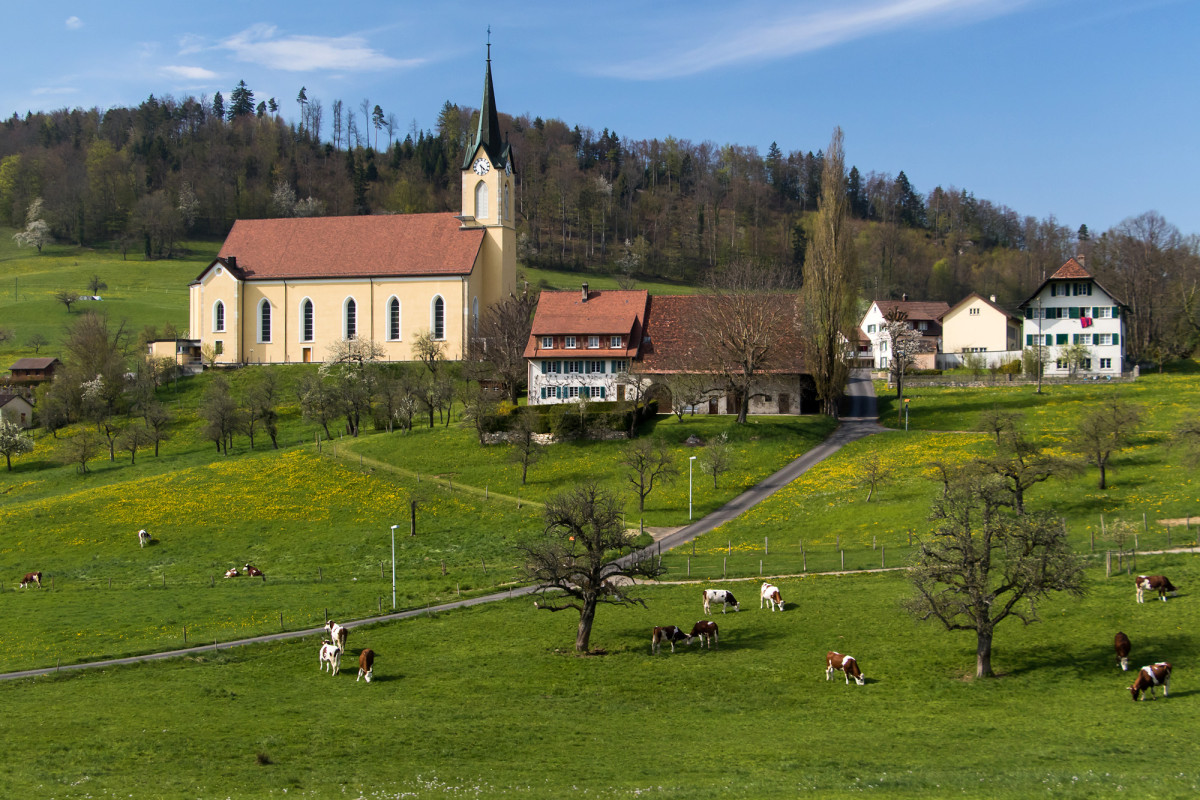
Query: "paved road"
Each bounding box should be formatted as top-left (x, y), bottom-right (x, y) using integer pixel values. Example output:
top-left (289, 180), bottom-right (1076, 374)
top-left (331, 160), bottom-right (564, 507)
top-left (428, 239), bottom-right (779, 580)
top-left (1, 373), bottom-right (885, 682)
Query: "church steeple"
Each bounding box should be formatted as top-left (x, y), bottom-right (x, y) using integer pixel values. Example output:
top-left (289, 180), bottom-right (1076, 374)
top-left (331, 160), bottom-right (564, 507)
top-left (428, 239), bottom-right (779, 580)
top-left (463, 42), bottom-right (510, 171)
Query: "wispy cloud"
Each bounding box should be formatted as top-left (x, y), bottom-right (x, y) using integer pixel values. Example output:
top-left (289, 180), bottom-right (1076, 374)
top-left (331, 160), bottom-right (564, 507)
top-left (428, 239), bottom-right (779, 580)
top-left (601, 0), bottom-right (1028, 79)
top-left (162, 65), bottom-right (219, 81)
top-left (216, 24), bottom-right (421, 72)
top-left (65, 16), bottom-right (83, 30)
top-left (33, 87), bottom-right (79, 96)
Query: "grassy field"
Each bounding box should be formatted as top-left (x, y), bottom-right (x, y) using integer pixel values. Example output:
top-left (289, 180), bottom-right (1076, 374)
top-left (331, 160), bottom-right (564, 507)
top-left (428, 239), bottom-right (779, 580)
top-left (3, 557), bottom-right (1200, 798)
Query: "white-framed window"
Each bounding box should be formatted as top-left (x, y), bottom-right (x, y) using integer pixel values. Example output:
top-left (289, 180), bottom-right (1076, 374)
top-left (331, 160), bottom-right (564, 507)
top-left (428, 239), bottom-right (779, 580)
top-left (475, 181), bottom-right (489, 221)
top-left (344, 297), bottom-right (357, 339)
top-left (588, 335), bottom-right (599, 349)
top-left (588, 360), bottom-right (605, 374)
top-left (612, 359), bottom-right (628, 373)
top-left (565, 336), bottom-right (577, 349)
top-left (1100, 358), bottom-right (1112, 369)
top-left (566, 360), bottom-right (581, 374)
top-left (867, 324), bottom-right (877, 333)
top-left (214, 340), bottom-right (224, 355)
top-left (541, 336), bottom-right (553, 349)
top-left (1097, 333), bottom-right (1112, 346)
top-left (567, 386), bottom-right (580, 398)
top-left (610, 335), bottom-right (622, 348)
top-left (541, 360), bottom-right (561, 374)
top-left (1073, 282), bottom-right (1092, 296)
top-left (301, 298), bottom-right (314, 342)
top-left (387, 297), bottom-right (401, 341)
top-left (257, 299), bottom-right (272, 343)
top-left (213, 300), bottom-right (225, 332)
top-left (431, 295), bottom-right (445, 340)
top-left (1082, 358), bottom-right (1092, 370)
top-left (880, 340), bottom-right (889, 353)
top-left (1095, 307), bottom-right (1112, 319)
top-left (917, 321), bottom-right (929, 331)
top-left (969, 307), bottom-right (980, 316)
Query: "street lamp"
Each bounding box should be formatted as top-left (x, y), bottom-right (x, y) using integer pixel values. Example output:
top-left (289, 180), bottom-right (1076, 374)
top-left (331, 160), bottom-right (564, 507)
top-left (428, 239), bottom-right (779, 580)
top-left (904, 397), bottom-right (911, 431)
top-left (389, 524), bottom-right (398, 610)
top-left (689, 456), bottom-right (697, 521)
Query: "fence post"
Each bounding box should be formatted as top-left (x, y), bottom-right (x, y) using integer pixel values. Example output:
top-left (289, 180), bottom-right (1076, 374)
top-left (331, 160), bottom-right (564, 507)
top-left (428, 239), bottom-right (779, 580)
top-left (1143, 512), bottom-right (1148, 532)
top-left (1101, 514), bottom-right (1106, 538)
top-left (882, 545), bottom-right (886, 568)
top-left (441, 560), bottom-right (447, 576)
top-left (687, 557), bottom-right (691, 577)
top-left (457, 582), bottom-right (460, 597)
top-left (481, 557), bottom-right (487, 574)
top-left (183, 625), bottom-right (187, 644)
top-left (837, 534), bottom-right (840, 550)
top-left (723, 557), bottom-right (727, 578)
top-left (381, 561), bottom-right (384, 579)
top-left (280, 611), bottom-right (284, 629)
top-left (1106, 551), bottom-right (1112, 578)
top-left (802, 549), bottom-right (807, 572)
top-left (318, 567), bottom-right (322, 582)
top-left (760, 559), bottom-right (763, 576)
top-left (765, 536), bottom-right (768, 556)
top-left (1167, 524), bottom-right (1171, 548)
top-left (841, 550), bottom-right (845, 570)
top-left (1090, 529), bottom-right (1094, 552)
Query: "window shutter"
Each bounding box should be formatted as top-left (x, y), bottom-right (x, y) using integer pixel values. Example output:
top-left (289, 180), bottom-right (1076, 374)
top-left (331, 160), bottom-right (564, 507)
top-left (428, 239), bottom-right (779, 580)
top-left (1045, 334), bottom-right (1052, 346)
top-left (1087, 284), bottom-right (1092, 296)
top-left (1069, 306), bottom-right (1080, 319)
top-left (540, 387), bottom-right (546, 399)
top-left (1092, 307), bottom-right (1099, 317)
top-left (1050, 284), bottom-right (1057, 297)
top-left (1025, 334), bottom-right (1033, 346)
top-left (583, 361), bottom-right (590, 374)
top-left (1056, 333), bottom-right (1067, 345)
top-left (600, 386), bottom-right (607, 399)
top-left (1073, 334), bottom-right (1080, 344)
top-left (1024, 307), bottom-right (1032, 319)
top-left (1112, 306), bottom-right (1120, 318)
top-left (1112, 333), bottom-right (1120, 345)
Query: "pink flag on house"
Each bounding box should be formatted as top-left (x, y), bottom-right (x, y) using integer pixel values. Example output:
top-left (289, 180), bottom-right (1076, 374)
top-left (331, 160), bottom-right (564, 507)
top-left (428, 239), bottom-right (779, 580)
top-left (1081, 317), bottom-right (1093, 328)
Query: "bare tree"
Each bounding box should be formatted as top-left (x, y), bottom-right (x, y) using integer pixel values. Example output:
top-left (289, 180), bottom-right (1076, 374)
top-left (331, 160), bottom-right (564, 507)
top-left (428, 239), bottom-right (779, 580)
top-left (508, 407), bottom-right (543, 485)
top-left (116, 423), bottom-right (153, 465)
top-left (859, 447), bottom-right (892, 502)
top-left (521, 482), bottom-right (665, 652)
top-left (622, 438), bottom-right (678, 532)
top-left (87, 274), bottom-right (108, 295)
top-left (322, 338), bottom-right (386, 436)
top-left (1175, 418), bottom-right (1200, 468)
top-left (60, 431), bottom-right (104, 474)
top-left (801, 127), bottom-right (858, 416)
top-left (906, 472), bottom-right (1085, 678)
top-left (200, 375), bottom-right (241, 454)
top-left (1070, 394), bottom-right (1143, 489)
top-left (661, 372), bottom-right (717, 420)
top-left (298, 372), bottom-right (340, 439)
top-left (701, 432), bottom-right (732, 489)
top-left (467, 292), bottom-right (537, 404)
top-left (692, 260), bottom-right (798, 424)
top-left (56, 289), bottom-right (81, 313)
top-left (975, 410), bottom-right (1075, 514)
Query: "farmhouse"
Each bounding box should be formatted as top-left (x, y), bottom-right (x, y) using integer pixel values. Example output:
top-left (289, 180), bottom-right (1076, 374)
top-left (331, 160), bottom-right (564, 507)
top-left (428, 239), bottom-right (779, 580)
top-left (187, 53), bottom-right (516, 365)
top-left (859, 298), bottom-right (949, 370)
top-left (1017, 257), bottom-right (1127, 375)
top-left (6, 357), bottom-right (61, 387)
top-left (0, 392), bottom-right (34, 428)
top-left (525, 288), bottom-right (812, 414)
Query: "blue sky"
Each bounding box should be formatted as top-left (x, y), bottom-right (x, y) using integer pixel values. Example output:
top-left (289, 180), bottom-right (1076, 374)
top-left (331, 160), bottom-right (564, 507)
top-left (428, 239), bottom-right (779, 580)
top-left (5, 0), bottom-right (1197, 235)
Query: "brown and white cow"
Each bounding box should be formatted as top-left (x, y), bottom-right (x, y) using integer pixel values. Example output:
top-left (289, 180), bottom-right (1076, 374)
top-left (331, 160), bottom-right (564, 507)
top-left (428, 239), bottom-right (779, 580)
top-left (357, 649), bottom-right (375, 682)
top-left (826, 651), bottom-right (865, 685)
top-left (702, 589), bottom-right (739, 615)
top-left (1114, 631), bottom-right (1132, 671)
top-left (244, 563), bottom-right (264, 578)
top-left (690, 620), bottom-right (718, 649)
top-left (325, 620), bottom-right (348, 652)
top-left (760, 582), bottom-right (784, 611)
top-left (223, 567), bottom-right (240, 578)
top-left (319, 640), bottom-right (342, 675)
top-left (1128, 662), bottom-right (1171, 701)
top-left (1136, 575), bottom-right (1177, 603)
top-left (651, 625), bottom-right (691, 654)
top-left (19, 571), bottom-right (41, 588)
top-left (137, 529), bottom-right (151, 548)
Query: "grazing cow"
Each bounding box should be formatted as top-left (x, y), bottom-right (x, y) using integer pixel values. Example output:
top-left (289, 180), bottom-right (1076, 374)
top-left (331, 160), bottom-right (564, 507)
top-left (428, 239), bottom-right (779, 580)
top-left (19, 571), bottom-right (42, 589)
top-left (223, 567), bottom-right (240, 578)
top-left (826, 651), bottom-right (865, 685)
top-left (689, 620), bottom-right (719, 649)
top-left (319, 641), bottom-right (342, 675)
top-left (702, 589), bottom-right (740, 615)
top-left (1128, 662), bottom-right (1172, 701)
top-left (1115, 631), bottom-right (1132, 672)
top-left (325, 620), bottom-right (348, 651)
top-left (760, 582), bottom-right (784, 611)
top-left (357, 649), bottom-right (375, 682)
top-left (138, 529), bottom-right (152, 548)
top-left (1136, 575), bottom-right (1177, 603)
top-left (243, 563), bottom-right (264, 578)
top-left (650, 625), bottom-right (692, 654)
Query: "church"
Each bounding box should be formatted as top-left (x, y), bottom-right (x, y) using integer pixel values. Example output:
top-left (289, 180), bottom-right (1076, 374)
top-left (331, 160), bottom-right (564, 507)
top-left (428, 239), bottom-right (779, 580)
top-left (187, 52), bottom-right (516, 365)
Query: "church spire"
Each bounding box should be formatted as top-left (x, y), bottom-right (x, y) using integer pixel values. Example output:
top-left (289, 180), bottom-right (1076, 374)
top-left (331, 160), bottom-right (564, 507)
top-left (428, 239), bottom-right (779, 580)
top-left (464, 40), bottom-right (507, 170)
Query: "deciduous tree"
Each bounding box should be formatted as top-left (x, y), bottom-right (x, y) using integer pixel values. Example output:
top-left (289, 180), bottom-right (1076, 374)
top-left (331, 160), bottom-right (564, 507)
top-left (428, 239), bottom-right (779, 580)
top-left (0, 419), bottom-right (34, 470)
top-left (622, 438), bottom-right (677, 532)
top-left (13, 197), bottom-right (50, 253)
top-left (520, 482), bottom-right (665, 652)
top-left (1070, 394), bottom-right (1142, 489)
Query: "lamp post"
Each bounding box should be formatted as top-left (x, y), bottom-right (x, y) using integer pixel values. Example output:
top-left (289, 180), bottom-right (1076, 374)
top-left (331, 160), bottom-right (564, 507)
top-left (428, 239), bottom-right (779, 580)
top-left (389, 524), bottom-right (398, 610)
top-left (689, 456), bottom-right (697, 521)
top-left (904, 397), bottom-right (911, 431)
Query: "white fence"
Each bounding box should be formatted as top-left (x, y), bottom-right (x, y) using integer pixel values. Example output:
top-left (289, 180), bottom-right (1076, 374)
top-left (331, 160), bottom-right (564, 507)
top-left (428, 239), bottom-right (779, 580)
top-left (935, 350), bottom-right (1023, 370)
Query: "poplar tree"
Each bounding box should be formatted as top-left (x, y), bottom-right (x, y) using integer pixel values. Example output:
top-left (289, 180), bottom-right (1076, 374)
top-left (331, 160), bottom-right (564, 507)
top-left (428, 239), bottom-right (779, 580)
top-left (801, 127), bottom-right (857, 417)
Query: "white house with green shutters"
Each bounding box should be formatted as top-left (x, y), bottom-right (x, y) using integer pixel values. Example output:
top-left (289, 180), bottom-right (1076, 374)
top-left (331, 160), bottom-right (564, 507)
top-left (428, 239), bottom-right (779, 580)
top-left (1017, 258), bottom-right (1127, 375)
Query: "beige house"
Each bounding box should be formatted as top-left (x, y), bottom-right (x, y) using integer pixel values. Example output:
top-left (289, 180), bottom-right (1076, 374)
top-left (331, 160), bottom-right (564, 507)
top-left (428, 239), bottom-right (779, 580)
top-left (939, 293), bottom-right (1022, 367)
top-left (188, 53), bottom-right (516, 365)
top-left (0, 393), bottom-right (34, 428)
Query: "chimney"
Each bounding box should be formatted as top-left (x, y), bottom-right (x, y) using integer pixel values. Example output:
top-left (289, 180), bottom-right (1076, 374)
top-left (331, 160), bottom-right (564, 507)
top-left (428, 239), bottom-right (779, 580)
top-left (990, 294), bottom-right (997, 303)
top-left (227, 256), bottom-right (237, 269)
top-left (582, 282), bottom-right (589, 302)
top-left (901, 292), bottom-right (908, 302)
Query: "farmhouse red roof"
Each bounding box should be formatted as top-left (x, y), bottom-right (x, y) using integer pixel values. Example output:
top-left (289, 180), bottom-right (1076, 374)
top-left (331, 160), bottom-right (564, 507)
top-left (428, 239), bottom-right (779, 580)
top-left (211, 213), bottom-right (485, 280)
top-left (524, 289), bottom-right (648, 358)
top-left (1050, 257), bottom-right (1090, 280)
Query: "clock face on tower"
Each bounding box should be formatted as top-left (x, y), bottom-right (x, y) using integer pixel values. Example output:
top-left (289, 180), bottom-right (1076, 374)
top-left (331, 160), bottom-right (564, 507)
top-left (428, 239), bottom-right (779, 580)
top-left (472, 157), bottom-right (491, 176)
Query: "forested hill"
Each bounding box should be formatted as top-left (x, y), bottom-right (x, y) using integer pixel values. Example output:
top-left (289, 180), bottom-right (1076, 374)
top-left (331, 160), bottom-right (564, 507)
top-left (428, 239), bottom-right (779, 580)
top-left (1, 91), bottom-right (1197, 361)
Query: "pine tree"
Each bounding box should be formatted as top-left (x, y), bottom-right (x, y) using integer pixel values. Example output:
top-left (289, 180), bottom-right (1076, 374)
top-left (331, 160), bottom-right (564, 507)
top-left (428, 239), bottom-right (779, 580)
top-left (211, 92), bottom-right (225, 120)
top-left (228, 80), bottom-right (255, 119)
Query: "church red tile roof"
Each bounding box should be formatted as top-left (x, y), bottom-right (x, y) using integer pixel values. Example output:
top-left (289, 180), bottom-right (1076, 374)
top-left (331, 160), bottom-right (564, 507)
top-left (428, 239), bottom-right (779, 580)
top-left (211, 213), bottom-right (485, 281)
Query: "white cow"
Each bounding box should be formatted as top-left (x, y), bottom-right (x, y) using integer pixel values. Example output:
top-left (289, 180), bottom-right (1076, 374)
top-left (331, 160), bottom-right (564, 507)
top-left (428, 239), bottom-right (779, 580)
top-left (760, 582), bottom-right (784, 611)
top-left (319, 641), bottom-right (342, 675)
top-left (138, 529), bottom-right (152, 548)
top-left (702, 589), bottom-right (740, 615)
top-left (325, 620), bottom-right (348, 651)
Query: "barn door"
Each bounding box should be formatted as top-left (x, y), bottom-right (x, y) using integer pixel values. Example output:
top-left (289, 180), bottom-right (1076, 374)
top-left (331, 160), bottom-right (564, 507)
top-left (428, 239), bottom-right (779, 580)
top-left (708, 397), bottom-right (719, 414)
top-left (778, 393), bottom-right (790, 414)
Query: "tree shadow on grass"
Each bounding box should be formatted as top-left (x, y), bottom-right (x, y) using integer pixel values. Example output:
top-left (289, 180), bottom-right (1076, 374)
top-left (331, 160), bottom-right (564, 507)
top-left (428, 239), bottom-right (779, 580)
top-left (1001, 632), bottom-right (1195, 678)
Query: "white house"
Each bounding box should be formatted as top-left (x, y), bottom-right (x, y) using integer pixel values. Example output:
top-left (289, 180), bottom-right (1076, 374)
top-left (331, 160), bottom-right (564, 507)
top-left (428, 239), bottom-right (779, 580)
top-left (1017, 258), bottom-right (1127, 375)
top-left (938, 292), bottom-right (1022, 368)
top-left (859, 298), bottom-right (949, 370)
